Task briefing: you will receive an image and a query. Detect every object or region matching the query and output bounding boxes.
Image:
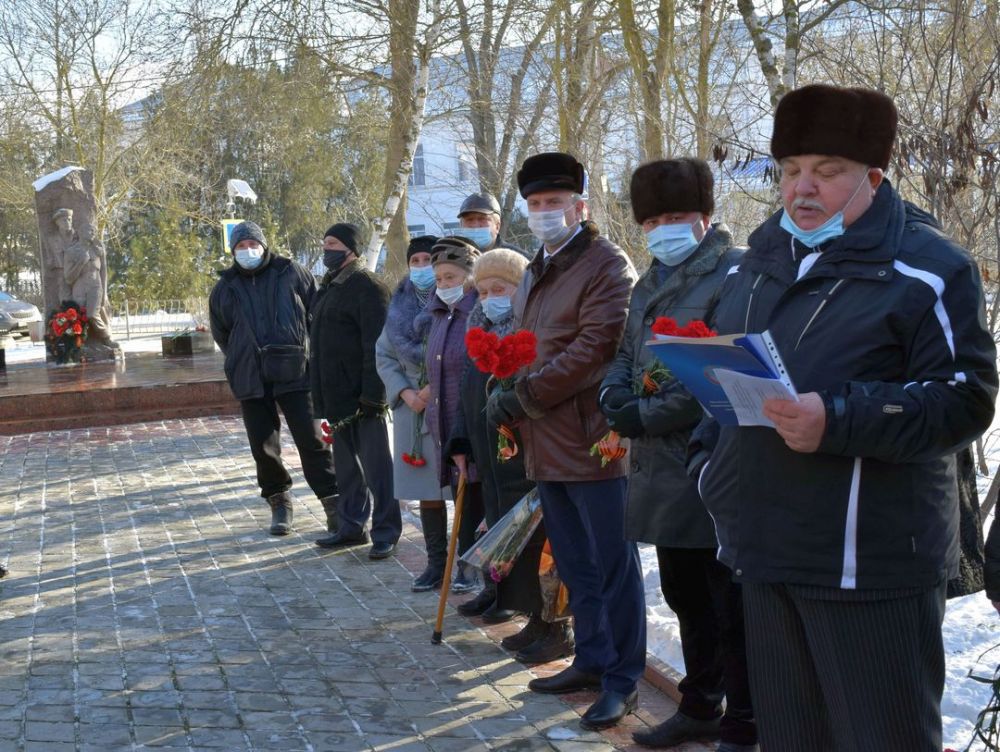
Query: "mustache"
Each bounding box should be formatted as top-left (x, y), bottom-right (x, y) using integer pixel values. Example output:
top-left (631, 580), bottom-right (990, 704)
top-left (791, 198), bottom-right (827, 212)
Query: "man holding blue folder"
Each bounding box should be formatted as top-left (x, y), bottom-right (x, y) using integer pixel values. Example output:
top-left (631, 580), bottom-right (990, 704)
top-left (692, 85), bottom-right (998, 750)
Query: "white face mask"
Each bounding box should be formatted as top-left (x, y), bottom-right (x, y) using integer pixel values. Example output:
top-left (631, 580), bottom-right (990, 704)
top-left (235, 246), bottom-right (265, 269)
top-left (528, 207), bottom-right (574, 246)
top-left (435, 285), bottom-right (465, 306)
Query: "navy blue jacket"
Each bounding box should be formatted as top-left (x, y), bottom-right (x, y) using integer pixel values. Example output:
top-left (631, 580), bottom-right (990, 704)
top-left (209, 255), bottom-right (317, 401)
top-left (694, 181), bottom-right (997, 590)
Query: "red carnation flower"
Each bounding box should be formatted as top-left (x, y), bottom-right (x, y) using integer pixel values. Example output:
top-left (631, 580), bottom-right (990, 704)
top-left (677, 320), bottom-right (717, 338)
top-left (651, 317), bottom-right (680, 336)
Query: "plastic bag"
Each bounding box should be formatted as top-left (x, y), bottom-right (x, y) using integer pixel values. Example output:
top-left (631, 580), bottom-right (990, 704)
top-left (460, 488), bottom-right (542, 582)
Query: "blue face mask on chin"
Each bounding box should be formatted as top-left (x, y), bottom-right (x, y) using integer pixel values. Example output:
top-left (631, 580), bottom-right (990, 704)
top-left (779, 172), bottom-right (872, 249)
top-left (483, 295), bottom-right (512, 323)
top-left (460, 227), bottom-right (493, 250)
top-left (409, 265), bottom-right (435, 289)
top-left (646, 222), bottom-right (701, 266)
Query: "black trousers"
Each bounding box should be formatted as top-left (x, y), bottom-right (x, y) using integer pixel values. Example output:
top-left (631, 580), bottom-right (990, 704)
top-left (743, 581), bottom-right (947, 752)
top-left (240, 388), bottom-right (338, 499)
top-left (332, 416), bottom-right (401, 545)
top-left (657, 547), bottom-right (756, 745)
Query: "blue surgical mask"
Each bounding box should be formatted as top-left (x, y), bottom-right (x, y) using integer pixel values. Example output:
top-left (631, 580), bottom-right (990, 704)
top-left (409, 265), bottom-right (435, 289)
top-left (779, 172), bottom-right (871, 249)
top-left (460, 227), bottom-right (493, 249)
top-left (235, 246), bottom-right (265, 270)
top-left (436, 284), bottom-right (465, 306)
top-left (646, 222), bottom-right (700, 266)
top-left (483, 295), bottom-right (512, 323)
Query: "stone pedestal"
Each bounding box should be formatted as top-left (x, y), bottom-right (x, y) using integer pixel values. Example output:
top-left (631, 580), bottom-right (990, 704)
top-left (162, 331), bottom-right (215, 357)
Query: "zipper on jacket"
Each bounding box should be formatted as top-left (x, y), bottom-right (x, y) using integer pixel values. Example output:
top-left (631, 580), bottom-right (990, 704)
top-left (794, 279), bottom-right (846, 350)
top-left (744, 273), bottom-right (763, 332)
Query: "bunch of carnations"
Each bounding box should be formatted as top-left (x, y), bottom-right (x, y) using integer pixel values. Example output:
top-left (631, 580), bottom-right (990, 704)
top-left (45, 302), bottom-right (89, 364)
top-left (403, 365), bottom-right (429, 467)
top-left (319, 420), bottom-right (333, 445)
top-left (465, 327), bottom-right (538, 461)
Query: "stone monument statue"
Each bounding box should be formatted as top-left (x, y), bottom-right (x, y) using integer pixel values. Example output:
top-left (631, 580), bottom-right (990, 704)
top-left (33, 167), bottom-right (120, 360)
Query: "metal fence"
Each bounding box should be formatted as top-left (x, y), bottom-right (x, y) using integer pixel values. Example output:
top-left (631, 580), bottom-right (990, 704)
top-left (109, 298), bottom-right (209, 339)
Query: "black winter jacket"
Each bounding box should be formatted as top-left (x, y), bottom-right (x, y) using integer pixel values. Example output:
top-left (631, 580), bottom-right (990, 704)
top-left (209, 255), bottom-right (317, 401)
top-left (694, 181), bottom-right (997, 590)
top-left (309, 259), bottom-right (391, 423)
top-left (601, 225), bottom-right (742, 548)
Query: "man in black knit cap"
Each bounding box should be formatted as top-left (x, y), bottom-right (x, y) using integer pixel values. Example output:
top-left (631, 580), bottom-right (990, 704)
top-left (209, 221), bottom-right (339, 537)
top-left (310, 223), bottom-right (401, 559)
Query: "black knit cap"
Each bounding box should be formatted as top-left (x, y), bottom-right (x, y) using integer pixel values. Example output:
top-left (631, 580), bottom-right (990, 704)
top-left (229, 221), bottom-right (267, 253)
top-left (771, 84), bottom-right (898, 170)
top-left (324, 223), bottom-right (361, 255)
top-left (431, 236), bottom-right (480, 272)
top-left (630, 158), bottom-right (715, 223)
top-left (517, 152), bottom-right (586, 198)
top-left (407, 234), bottom-right (439, 262)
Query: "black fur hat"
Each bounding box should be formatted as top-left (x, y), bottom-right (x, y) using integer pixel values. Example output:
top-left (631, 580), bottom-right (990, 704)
top-left (516, 152), bottom-right (586, 198)
top-left (630, 159), bottom-right (714, 223)
top-left (771, 84), bottom-right (897, 170)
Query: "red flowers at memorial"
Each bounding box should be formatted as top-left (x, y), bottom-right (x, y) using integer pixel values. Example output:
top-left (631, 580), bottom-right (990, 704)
top-left (465, 327), bottom-right (538, 461)
top-left (45, 302), bottom-right (90, 364)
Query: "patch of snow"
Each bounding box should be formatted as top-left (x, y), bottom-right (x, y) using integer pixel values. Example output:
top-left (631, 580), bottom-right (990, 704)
top-left (32, 166), bottom-right (85, 192)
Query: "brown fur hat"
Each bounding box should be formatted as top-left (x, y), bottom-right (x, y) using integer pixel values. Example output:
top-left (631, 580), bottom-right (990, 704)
top-left (517, 152), bottom-right (586, 198)
top-left (629, 158), bottom-right (714, 223)
top-left (771, 84), bottom-right (897, 170)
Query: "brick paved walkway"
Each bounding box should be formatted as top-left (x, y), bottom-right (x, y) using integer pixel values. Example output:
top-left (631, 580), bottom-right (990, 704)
top-left (0, 417), bottom-right (710, 751)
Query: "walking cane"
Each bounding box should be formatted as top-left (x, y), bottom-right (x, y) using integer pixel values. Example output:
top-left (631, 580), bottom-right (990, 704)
top-left (432, 474), bottom-right (466, 644)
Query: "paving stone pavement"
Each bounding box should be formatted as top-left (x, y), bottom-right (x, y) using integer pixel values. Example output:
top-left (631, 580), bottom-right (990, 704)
top-left (0, 417), bottom-right (713, 752)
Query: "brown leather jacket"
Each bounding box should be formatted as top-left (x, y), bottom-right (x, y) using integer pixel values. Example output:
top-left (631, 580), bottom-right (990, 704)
top-left (512, 222), bottom-right (637, 481)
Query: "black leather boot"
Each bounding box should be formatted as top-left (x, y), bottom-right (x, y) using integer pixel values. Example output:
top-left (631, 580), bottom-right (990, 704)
top-left (501, 614), bottom-right (547, 651)
top-left (515, 620), bottom-right (575, 664)
top-left (457, 577), bottom-right (496, 616)
top-left (266, 491), bottom-right (294, 536)
top-left (412, 505), bottom-right (447, 592)
top-left (319, 494), bottom-right (339, 533)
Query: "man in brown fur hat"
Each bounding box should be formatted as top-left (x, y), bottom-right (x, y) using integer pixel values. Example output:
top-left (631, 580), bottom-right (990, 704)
top-left (690, 84), bottom-right (997, 749)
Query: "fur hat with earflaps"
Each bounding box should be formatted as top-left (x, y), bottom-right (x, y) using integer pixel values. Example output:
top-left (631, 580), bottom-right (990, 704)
top-left (516, 152), bottom-right (586, 198)
top-left (630, 158), bottom-right (715, 223)
top-left (771, 84), bottom-right (898, 170)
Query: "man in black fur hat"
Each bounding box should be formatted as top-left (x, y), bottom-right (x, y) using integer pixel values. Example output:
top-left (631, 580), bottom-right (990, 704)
top-left (487, 151), bottom-right (644, 731)
top-left (690, 84), bottom-right (997, 749)
top-left (606, 159), bottom-right (756, 752)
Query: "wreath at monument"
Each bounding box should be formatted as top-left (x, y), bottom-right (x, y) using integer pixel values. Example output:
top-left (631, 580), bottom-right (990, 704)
top-left (45, 300), bottom-right (89, 364)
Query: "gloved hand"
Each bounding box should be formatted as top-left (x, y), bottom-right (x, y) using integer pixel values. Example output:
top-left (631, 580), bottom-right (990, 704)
top-left (604, 399), bottom-right (644, 438)
top-left (600, 385), bottom-right (634, 412)
top-left (487, 388), bottom-right (527, 427)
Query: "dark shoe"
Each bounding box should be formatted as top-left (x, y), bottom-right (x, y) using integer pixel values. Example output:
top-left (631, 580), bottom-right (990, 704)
top-left (411, 564), bottom-right (444, 592)
top-left (315, 529), bottom-right (368, 549)
top-left (266, 491), bottom-right (294, 536)
top-left (527, 665), bottom-right (601, 695)
top-left (457, 582), bottom-right (496, 617)
top-left (515, 621), bottom-right (574, 664)
top-left (319, 494), bottom-right (339, 533)
top-left (632, 712), bottom-right (722, 747)
top-left (481, 601), bottom-right (518, 624)
top-left (717, 744), bottom-right (759, 752)
top-left (501, 615), bottom-right (547, 652)
top-left (580, 689), bottom-right (638, 730)
top-left (368, 541), bottom-right (396, 560)
top-left (451, 561), bottom-right (479, 594)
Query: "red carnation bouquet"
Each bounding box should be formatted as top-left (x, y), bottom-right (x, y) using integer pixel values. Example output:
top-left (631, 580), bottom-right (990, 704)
top-left (465, 327), bottom-right (538, 461)
top-left (591, 316), bottom-right (717, 467)
top-left (45, 301), bottom-right (89, 364)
